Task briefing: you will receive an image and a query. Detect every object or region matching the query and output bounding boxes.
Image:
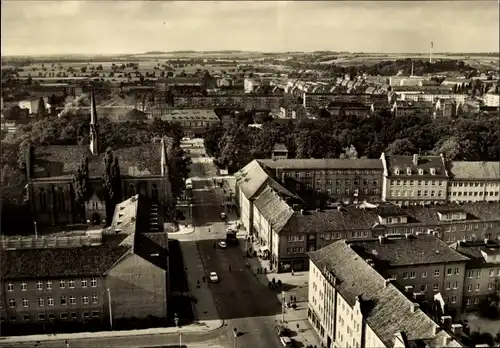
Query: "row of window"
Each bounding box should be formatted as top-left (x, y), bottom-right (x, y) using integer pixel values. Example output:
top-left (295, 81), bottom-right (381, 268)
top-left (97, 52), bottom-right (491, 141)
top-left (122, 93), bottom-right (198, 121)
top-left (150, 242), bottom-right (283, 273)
top-left (467, 283), bottom-right (498, 292)
top-left (5, 311), bottom-right (100, 322)
top-left (450, 191), bottom-right (499, 197)
top-left (467, 269), bottom-right (500, 278)
top-left (390, 179), bottom-right (444, 186)
top-left (8, 295), bottom-right (99, 308)
top-left (399, 269), bottom-right (445, 279)
top-left (389, 190), bottom-right (444, 198)
top-left (7, 279), bottom-right (98, 292)
top-left (284, 170), bottom-right (379, 177)
top-left (300, 185), bottom-right (379, 195)
top-left (450, 182), bottom-right (500, 188)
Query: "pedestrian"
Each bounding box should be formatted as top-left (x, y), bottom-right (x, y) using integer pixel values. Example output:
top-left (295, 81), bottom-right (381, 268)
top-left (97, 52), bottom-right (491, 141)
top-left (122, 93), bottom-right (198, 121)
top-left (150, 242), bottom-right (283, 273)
top-left (65, 339), bottom-right (69, 348)
top-left (291, 269), bottom-right (294, 276)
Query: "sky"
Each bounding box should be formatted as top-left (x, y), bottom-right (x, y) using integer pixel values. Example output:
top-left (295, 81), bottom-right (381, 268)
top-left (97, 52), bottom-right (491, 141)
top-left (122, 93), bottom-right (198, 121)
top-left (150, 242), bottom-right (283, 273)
top-left (1, 1), bottom-right (498, 56)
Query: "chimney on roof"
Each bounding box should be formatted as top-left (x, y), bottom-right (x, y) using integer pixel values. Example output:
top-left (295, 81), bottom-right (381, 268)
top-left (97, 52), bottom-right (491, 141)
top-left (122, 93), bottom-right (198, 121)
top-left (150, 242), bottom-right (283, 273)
top-left (442, 335), bottom-right (453, 347)
top-left (378, 235), bottom-right (386, 244)
top-left (451, 323), bottom-right (463, 336)
top-left (434, 325), bottom-right (440, 336)
top-left (413, 292), bottom-right (425, 301)
top-left (411, 302), bottom-right (419, 312)
top-left (413, 154), bottom-right (419, 166)
top-left (440, 315), bottom-right (452, 330)
top-left (384, 278), bottom-right (391, 287)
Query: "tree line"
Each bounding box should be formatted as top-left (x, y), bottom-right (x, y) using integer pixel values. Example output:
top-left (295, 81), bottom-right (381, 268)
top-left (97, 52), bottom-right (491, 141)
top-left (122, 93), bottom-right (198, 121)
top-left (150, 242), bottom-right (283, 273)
top-left (203, 111), bottom-right (500, 173)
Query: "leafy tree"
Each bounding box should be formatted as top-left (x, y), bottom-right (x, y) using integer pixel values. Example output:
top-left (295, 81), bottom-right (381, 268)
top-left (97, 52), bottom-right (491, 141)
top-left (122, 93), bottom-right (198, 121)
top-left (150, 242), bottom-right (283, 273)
top-left (2, 105), bottom-right (22, 120)
top-left (72, 156), bottom-right (92, 222)
top-left (385, 138), bottom-right (417, 156)
top-left (340, 144), bottom-right (358, 159)
top-left (37, 97), bottom-right (47, 117)
top-left (102, 147), bottom-right (122, 225)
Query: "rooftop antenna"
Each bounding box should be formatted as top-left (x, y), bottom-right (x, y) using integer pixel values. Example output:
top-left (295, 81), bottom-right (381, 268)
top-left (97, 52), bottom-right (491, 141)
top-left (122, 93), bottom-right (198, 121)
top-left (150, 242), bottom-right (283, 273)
top-left (429, 41), bottom-right (433, 64)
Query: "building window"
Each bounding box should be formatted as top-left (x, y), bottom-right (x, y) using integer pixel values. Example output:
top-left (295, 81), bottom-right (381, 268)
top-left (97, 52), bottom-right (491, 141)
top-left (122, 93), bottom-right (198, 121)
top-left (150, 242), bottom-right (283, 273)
top-left (82, 312), bottom-right (90, 319)
top-left (434, 269), bottom-right (440, 277)
top-left (433, 284), bottom-right (439, 291)
top-left (23, 314), bottom-right (31, 321)
top-left (60, 280), bottom-right (65, 289)
top-left (446, 282), bottom-right (451, 290)
top-left (454, 268), bottom-right (460, 275)
top-left (82, 296), bottom-right (89, 305)
top-left (21, 299), bottom-right (28, 308)
top-left (7, 283), bottom-right (14, 291)
top-left (60, 296), bottom-right (67, 306)
top-left (69, 280), bottom-right (75, 289)
top-left (468, 270), bottom-right (474, 279)
top-left (420, 284), bottom-right (427, 292)
top-left (38, 314), bottom-right (46, 321)
top-left (47, 297), bottom-right (54, 307)
top-left (476, 270), bottom-right (481, 278)
top-left (475, 284), bottom-right (480, 291)
top-left (447, 268), bottom-right (452, 275)
top-left (70, 312), bottom-right (77, 320)
top-left (69, 296), bottom-right (76, 305)
top-left (488, 283), bottom-right (494, 290)
top-left (467, 284), bottom-right (472, 292)
top-left (21, 282), bottom-right (27, 291)
top-left (91, 295), bottom-right (99, 304)
top-left (421, 271), bottom-right (427, 278)
top-left (81, 279), bottom-right (88, 288)
top-left (38, 297), bottom-right (44, 306)
top-left (8, 299), bottom-right (16, 308)
top-left (91, 278), bottom-right (97, 288)
top-left (46, 281), bottom-right (52, 290)
top-left (453, 282), bottom-right (458, 289)
top-left (451, 296), bottom-right (457, 303)
top-left (410, 272), bottom-right (416, 279)
top-left (92, 311), bottom-right (100, 318)
top-left (48, 313), bottom-right (56, 320)
top-left (152, 184), bottom-right (159, 201)
top-left (402, 272), bottom-right (408, 279)
top-left (36, 281), bottom-right (42, 290)
top-left (60, 313), bottom-right (68, 320)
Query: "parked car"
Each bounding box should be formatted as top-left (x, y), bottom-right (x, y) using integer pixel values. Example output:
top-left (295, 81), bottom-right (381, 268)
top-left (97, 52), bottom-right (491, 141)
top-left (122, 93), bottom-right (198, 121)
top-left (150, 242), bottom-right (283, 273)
top-left (220, 212), bottom-right (227, 220)
top-left (275, 324), bottom-right (288, 337)
top-left (218, 241), bottom-right (227, 248)
top-left (209, 271), bottom-right (219, 283)
top-left (279, 336), bottom-right (294, 347)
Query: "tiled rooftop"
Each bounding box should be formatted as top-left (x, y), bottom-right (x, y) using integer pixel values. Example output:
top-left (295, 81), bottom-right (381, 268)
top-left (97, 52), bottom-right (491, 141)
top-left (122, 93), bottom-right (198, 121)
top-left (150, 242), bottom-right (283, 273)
top-left (384, 154), bottom-right (447, 177)
top-left (257, 158), bottom-right (383, 170)
top-left (450, 240), bottom-right (500, 268)
top-left (347, 234), bottom-right (470, 267)
top-left (308, 241), bottom-right (461, 348)
top-left (253, 185), bottom-right (295, 232)
top-left (448, 161), bottom-right (500, 180)
top-left (33, 143), bottom-right (163, 179)
top-left (1, 246), bottom-right (131, 280)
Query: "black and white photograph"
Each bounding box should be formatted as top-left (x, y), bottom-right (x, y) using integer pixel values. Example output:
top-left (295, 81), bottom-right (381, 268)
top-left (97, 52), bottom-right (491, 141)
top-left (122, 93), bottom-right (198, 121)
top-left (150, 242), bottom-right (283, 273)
top-left (1, 1), bottom-right (499, 347)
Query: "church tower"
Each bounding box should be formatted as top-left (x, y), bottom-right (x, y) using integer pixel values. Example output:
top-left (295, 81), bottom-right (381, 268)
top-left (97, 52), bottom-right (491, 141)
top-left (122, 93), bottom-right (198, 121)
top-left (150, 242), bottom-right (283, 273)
top-left (89, 90), bottom-right (100, 155)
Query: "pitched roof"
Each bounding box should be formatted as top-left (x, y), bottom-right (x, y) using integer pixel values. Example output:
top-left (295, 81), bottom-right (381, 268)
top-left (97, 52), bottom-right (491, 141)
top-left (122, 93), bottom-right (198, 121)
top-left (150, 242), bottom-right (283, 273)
top-left (257, 158), bottom-right (383, 170)
top-left (404, 202), bottom-right (500, 224)
top-left (253, 185), bottom-right (295, 232)
top-left (272, 143), bottom-right (288, 152)
top-left (450, 240), bottom-right (500, 268)
top-left (133, 232), bottom-right (169, 271)
top-left (385, 155), bottom-right (447, 178)
top-left (235, 160), bottom-right (271, 200)
top-left (308, 241), bottom-right (460, 348)
top-left (33, 143), bottom-right (163, 179)
top-left (347, 234), bottom-right (469, 267)
top-left (1, 246), bottom-right (131, 280)
top-left (448, 161), bottom-right (500, 180)
top-left (281, 206), bottom-right (381, 234)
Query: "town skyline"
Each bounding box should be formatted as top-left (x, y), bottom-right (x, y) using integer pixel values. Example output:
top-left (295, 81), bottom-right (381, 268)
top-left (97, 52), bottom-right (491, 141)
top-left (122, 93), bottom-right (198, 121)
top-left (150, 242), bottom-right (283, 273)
top-left (2, 0), bottom-right (499, 56)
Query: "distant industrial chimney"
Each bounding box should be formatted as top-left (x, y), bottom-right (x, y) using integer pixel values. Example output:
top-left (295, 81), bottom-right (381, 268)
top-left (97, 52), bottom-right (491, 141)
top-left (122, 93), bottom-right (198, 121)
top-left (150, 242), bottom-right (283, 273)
top-left (430, 41), bottom-right (434, 64)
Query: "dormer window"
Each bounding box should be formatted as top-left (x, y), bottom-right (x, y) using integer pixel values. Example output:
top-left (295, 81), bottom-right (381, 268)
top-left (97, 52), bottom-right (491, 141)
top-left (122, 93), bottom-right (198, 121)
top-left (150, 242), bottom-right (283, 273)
top-left (430, 168), bottom-right (436, 175)
top-left (406, 168), bottom-right (411, 175)
top-left (394, 168), bottom-right (400, 175)
top-left (418, 169), bottom-right (424, 175)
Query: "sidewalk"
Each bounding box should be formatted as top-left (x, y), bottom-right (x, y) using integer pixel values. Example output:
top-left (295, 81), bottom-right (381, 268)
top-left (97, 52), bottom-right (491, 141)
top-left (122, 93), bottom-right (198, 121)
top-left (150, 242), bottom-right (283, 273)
top-left (0, 320), bottom-right (223, 343)
top-left (174, 222), bottom-right (195, 235)
top-left (179, 241), bottom-right (222, 325)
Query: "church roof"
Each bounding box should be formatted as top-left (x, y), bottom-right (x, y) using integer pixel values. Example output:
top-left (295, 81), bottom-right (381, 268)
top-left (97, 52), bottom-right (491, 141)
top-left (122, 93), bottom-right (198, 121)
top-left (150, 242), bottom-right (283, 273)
top-left (32, 144), bottom-right (163, 179)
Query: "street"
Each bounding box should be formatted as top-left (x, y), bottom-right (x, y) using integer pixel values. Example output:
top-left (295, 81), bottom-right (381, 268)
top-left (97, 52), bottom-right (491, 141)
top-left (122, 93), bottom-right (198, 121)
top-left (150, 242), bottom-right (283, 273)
top-left (178, 138), bottom-right (285, 348)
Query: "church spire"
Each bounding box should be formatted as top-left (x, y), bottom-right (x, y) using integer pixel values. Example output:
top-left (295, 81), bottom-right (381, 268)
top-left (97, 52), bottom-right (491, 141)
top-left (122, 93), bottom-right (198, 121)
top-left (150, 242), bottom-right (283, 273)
top-left (89, 90), bottom-right (100, 155)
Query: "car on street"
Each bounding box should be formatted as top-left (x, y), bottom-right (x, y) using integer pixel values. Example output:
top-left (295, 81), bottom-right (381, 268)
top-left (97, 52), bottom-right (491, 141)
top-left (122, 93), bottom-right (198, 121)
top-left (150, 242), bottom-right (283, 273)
top-left (209, 271), bottom-right (219, 283)
top-left (220, 212), bottom-right (227, 220)
top-left (218, 241), bottom-right (227, 248)
top-left (279, 336), bottom-right (294, 347)
top-left (275, 324), bottom-right (289, 337)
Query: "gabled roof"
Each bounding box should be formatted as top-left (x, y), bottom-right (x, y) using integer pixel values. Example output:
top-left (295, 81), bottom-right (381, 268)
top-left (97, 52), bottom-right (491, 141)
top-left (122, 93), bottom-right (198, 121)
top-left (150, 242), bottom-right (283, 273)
top-left (258, 158), bottom-right (383, 170)
top-left (236, 160), bottom-right (272, 200)
top-left (1, 246), bottom-right (131, 280)
top-left (272, 143), bottom-right (288, 152)
top-left (448, 161), bottom-right (500, 180)
top-left (347, 234), bottom-right (469, 267)
top-left (308, 241), bottom-right (461, 348)
top-left (384, 155), bottom-right (447, 177)
top-left (253, 185), bottom-right (295, 232)
top-left (33, 143), bottom-right (163, 179)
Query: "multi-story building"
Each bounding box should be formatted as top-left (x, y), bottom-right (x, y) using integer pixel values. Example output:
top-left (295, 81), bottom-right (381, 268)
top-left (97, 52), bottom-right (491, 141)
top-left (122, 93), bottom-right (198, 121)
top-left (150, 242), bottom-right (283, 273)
top-left (302, 92), bottom-right (387, 109)
top-left (158, 109), bottom-right (221, 135)
top-left (257, 158), bottom-right (384, 204)
top-left (171, 94), bottom-right (284, 111)
top-left (391, 100), bottom-right (434, 118)
top-left (0, 195), bottom-right (170, 333)
top-left (435, 99), bottom-right (458, 120)
top-left (401, 93), bottom-right (467, 104)
top-left (483, 93), bottom-right (500, 107)
top-left (450, 239), bottom-right (500, 310)
top-left (308, 240), bottom-right (464, 348)
top-left (381, 153), bottom-right (449, 206)
top-left (18, 97), bottom-right (50, 115)
top-left (346, 234), bottom-right (469, 310)
top-left (447, 161), bottom-right (500, 202)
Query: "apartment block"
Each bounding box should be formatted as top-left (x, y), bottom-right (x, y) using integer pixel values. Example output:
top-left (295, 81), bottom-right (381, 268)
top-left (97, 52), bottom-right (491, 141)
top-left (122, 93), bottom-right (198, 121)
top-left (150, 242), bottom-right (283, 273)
top-left (447, 161), bottom-right (500, 202)
top-left (450, 239), bottom-right (500, 310)
top-left (0, 195), bottom-right (170, 332)
top-left (308, 240), bottom-right (463, 348)
top-left (381, 153), bottom-right (449, 205)
top-left (346, 234), bottom-right (469, 310)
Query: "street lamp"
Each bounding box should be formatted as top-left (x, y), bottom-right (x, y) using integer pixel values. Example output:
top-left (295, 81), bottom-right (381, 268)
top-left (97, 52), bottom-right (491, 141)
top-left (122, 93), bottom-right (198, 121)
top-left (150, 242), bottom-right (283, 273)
top-left (174, 313), bottom-right (182, 347)
top-left (233, 327), bottom-right (238, 348)
top-left (189, 203), bottom-right (193, 222)
top-left (281, 291), bottom-right (286, 323)
top-left (107, 288), bottom-right (113, 330)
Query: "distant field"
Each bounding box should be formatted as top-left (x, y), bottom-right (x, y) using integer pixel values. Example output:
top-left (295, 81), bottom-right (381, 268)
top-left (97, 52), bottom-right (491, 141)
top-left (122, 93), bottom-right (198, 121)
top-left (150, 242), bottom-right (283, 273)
top-left (320, 54), bottom-right (499, 70)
